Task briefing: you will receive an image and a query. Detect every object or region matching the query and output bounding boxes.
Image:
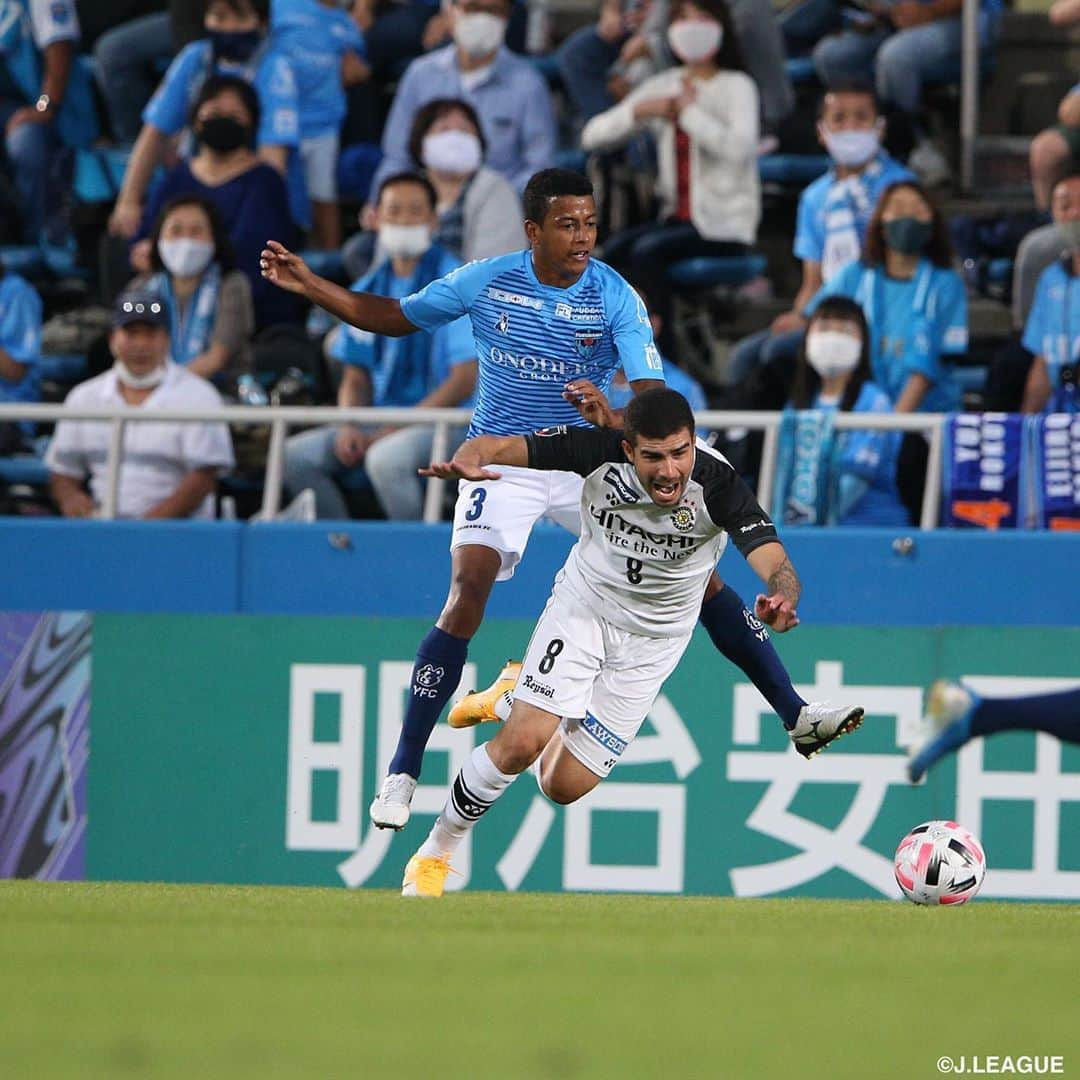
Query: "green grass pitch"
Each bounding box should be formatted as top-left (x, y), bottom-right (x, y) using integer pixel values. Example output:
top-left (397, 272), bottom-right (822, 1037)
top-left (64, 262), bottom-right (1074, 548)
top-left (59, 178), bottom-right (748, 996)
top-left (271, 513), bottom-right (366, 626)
top-left (1, 882), bottom-right (1078, 1079)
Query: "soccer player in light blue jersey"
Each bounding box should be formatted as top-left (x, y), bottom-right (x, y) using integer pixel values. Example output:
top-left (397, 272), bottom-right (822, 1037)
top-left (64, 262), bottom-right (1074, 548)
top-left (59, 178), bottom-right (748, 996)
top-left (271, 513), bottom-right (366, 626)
top-left (262, 169), bottom-right (855, 832)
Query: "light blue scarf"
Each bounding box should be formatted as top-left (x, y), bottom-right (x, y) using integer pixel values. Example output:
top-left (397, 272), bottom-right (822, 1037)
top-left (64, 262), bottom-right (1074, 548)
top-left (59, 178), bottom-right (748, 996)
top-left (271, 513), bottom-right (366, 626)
top-left (150, 265), bottom-right (223, 367)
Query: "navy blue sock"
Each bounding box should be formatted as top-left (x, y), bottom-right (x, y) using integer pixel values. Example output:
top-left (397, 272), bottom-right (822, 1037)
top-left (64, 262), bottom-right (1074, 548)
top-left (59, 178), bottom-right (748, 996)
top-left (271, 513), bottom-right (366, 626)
top-left (389, 626), bottom-right (470, 779)
top-left (699, 585), bottom-right (806, 729)
top-left (970, 687), bottom-right (1080, 743)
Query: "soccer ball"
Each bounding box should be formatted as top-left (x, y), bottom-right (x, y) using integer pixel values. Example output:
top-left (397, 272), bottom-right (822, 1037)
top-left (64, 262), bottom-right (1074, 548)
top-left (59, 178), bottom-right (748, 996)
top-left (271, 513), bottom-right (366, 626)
top-left (894, 820), bottom-right (986, 905)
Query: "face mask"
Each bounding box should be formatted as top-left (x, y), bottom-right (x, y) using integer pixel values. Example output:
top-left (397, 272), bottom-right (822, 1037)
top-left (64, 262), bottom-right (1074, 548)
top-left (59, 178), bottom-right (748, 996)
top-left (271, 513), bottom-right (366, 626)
top-left (210, 29), bottom-right (261, 63)
top-left (159, 238), bottom-right (215, 279)
top-left (453, 12), bottom-right (507, 57)
top-left (422, 129), bottom-right (483, 175)
top-left (198, 115), bottom-right (251, 153)
top-left (379, 223), bottom-right (432, 259)
top-left (805, 330), bottom-right (862, 379)
top-left (884, 217), bottom-right (933, 256)
top-left (666, 20), bottom-right (722, 64)
top-left (114, 358), bottom-right (167, 389)
top-left (1057, 219), bottom-right (1080, 250)
top-left (821, 126), bottom-right (880, 168)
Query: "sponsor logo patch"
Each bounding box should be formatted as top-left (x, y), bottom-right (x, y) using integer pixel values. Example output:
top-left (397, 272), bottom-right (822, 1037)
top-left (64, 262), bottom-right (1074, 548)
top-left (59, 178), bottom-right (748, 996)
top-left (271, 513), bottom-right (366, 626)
top-left (488, 287), bottom-right (543, 310)
top-left (522, 673), bottom-right (555, 699)
top-left (496, 312), bottom-right (510, 334)
top-left (602, 466), bottom-right (640, 504)
top-left (415, 664), bottom-right (444, 689)
top-left (573, 328), bottom-right (602, 360)
top-left (671, 506), bottom-right (695, 532)
top-left (581, 712), bottom-right (627, 756)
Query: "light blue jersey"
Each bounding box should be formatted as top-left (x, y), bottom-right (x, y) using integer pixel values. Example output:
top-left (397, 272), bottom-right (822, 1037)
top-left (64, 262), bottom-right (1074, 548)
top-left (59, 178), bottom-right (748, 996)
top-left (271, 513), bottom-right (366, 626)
top-left (1022, 259), bottom-right (1079, 412)
top-left (272, 0), bottom-right (366, 138)
top-left (794, 152), bottom-right (913, 282)
top-left (809, 258), bottom-right (967, 413)
top-left (0, 271), bottom-right (42, 434)
top-left (400, 251), bottom-right (663, 438)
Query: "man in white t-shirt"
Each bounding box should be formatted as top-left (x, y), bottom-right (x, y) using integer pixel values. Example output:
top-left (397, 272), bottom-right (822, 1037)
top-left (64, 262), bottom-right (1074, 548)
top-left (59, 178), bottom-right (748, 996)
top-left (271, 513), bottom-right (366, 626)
top-left (46, 288), bottom-right (235, 519)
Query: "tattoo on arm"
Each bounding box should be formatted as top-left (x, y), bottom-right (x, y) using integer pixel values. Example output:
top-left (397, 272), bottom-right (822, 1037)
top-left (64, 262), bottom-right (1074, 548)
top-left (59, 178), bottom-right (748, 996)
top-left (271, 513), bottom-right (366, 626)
top-left (768, 557), bottom-right (801, 608)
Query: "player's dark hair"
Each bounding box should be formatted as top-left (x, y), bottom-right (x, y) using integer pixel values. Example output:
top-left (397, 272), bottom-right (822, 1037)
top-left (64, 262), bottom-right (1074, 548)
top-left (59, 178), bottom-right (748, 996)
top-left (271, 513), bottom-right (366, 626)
top-left (408, 98), bottom-right (488, 167)
top-left (149, 194), bottom-right (236, 274)
top-left (669, 0), bottom-right (746, 73)
top-left (522, 169), bottom-right (594, 225)
top-left (189, 73), bottom-right (261, 136)
top-left (817, 80), bottom-right (880, 119)
top-left (790, 296), bottom-right (871, 412)
top-left (376, 171), bottom-right (438, 211)
top-left (624, 389), bottom-right (695, 445)
top-left (863, 180), bottom-right (953, 269)
top-left (206, 0), bottom-right (270, 22)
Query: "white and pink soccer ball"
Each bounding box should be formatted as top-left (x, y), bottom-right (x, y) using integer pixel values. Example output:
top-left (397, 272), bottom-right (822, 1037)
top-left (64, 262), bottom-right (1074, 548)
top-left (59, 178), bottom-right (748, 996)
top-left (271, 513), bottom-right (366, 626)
top-left (894, 820), bottom-right (986, 905)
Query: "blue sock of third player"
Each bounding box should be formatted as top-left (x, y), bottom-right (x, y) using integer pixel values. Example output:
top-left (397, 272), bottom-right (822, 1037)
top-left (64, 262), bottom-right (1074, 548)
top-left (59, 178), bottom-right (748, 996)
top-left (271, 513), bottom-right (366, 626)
top-left (970, 687), bottom-right (1080, 742)
top-left (699, 584), bottom-right (806, 730)
top-left (389, 626), bottom-right (470, 779)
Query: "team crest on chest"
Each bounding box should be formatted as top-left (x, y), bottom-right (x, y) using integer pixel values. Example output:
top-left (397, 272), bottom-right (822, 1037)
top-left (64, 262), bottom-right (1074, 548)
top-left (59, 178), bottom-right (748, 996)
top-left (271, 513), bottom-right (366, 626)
top-left (496, 312), bottom-right (510, 334)
top-left (671, 505), bottom-right (695, 532)
top-left (573, 327), bottom-right (602, 359)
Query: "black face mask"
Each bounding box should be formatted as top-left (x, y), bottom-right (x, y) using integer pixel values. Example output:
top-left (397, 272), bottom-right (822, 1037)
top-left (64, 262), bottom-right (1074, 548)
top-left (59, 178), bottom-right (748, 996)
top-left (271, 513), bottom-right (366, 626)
top-left (210, 29), bottom-right (261, 63)
top-left (198, 116), bottom-right (251, 154)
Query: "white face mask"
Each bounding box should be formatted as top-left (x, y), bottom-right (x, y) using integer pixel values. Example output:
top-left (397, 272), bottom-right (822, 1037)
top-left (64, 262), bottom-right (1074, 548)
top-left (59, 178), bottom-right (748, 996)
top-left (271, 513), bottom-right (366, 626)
top-left (453, 11), bottom-right (507, 57)
top-left (422, 129), bottom-right (483, 176)
top-left (666, 20), bottom-right (722, 64)
top-left (379, 223), bottom-right (432, 259)
top-left (159, 238), bottom-right (215, 279)
top-left (114, 358), bottom-right (167, 389)
top-left (821, 125), bottom-right (881, 168)
top-left (805, 330), bottom-right (862, 379)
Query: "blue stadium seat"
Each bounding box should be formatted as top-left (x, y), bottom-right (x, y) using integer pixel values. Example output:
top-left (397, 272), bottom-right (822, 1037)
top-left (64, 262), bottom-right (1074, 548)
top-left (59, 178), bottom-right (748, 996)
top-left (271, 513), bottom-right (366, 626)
top-left (301, 249), bottom-right (346, 281)
top-left (0, 456), bottom-right (49, 487)
top-left (529, 53), bottom-right (562, 86)
top-left (39, 354), bottom-right (88, 384)
top-left (555, 148), bottom-right (588, 174)
top-left (784, 57), bottom-right (818, 84)
top-left (337, 142), bottom-right (383, 203)
top-left (758, 154), bottom-right (830, 187)
top-left (0, 246), bottom-right (47, 276)
top-left (666, 254), bottom-right (768, 290)
top-left (74, 147), bottom-right (131, 204)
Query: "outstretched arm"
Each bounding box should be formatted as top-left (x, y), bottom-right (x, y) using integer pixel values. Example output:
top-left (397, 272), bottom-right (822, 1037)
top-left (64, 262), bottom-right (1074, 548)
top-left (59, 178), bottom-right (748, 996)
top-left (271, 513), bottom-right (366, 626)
top-left (746, 541), bottom-right (802, 632)
top-left (260, 241), bottom-right (417, 336)
top-left (420, 434), bottom-right (529, 481)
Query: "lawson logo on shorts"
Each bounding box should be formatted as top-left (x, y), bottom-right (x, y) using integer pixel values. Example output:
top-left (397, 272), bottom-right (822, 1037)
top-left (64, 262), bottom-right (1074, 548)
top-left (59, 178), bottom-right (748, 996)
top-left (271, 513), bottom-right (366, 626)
top-left (581, 712), bottom-right (627, 757)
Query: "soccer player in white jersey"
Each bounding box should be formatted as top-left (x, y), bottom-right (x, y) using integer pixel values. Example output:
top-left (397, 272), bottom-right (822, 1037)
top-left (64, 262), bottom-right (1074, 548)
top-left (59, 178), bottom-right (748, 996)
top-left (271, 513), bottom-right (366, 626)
top-left (401, 389), bottom-right (864, 895)
top-left (261, 169), bottom-right (860, 833)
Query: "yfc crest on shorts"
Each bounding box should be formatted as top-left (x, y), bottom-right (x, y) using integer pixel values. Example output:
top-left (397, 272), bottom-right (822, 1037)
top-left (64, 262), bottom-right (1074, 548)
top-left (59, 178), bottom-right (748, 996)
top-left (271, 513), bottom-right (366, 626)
top-left (671, 505), bottom-right (695, 532)
top-left (574, 328), bottom-right (602, 359)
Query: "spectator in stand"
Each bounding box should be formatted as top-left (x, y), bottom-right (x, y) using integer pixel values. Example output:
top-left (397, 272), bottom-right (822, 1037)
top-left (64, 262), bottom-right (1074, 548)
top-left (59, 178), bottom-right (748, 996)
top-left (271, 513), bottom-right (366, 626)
top-left (343, 98), bottom-right (523, 280)
top-left (728, 84), bottom-right (912, 387)
top-left (46, 288), bottom-right (235, 520)
top-left (366, 0), bottom-right (556, 207)
top-left (0, 266), bottom-right (43, 456)
top-left (272, 0), bottom-right (368, 249)
top-left (811, 0), bottom-right (1002, 182)
top-left (135, 194), bottom-right (254, 388)
top-left (131, 75), bottom-right (298, 329)
top-left (1020, 173), bottom-right (1080, 414)
top-left (806, 180), bottom-right (966, 520)
top-left (774, 296), bottom-right (906, 526)
top-left (581, 0), bottom-right (759, 352)
top-left (284, 174), bottom-right (476, 520)
top-left (0, 0), bottom-right (96, 249)
top-left (107, 0), bottom-right (304, 243)
top-left (1029, 0), bottom-right (1080, 210)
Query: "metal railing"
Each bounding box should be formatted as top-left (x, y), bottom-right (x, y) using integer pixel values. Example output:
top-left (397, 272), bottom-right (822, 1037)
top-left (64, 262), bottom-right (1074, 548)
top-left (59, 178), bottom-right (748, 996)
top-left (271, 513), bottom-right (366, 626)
top-left (0, 403), bottom-right (947, 528)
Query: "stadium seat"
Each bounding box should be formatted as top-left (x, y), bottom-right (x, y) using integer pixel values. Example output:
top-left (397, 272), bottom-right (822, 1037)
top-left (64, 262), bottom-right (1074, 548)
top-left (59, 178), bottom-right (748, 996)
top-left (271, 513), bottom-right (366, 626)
top-left (666, 253), bottom-right (769, 290)
top-left (0, 246), bottom-right (48, 276)
top-left (784, 56), bottom-right (818, 85)
top-left (39, 354), bottom-right (88, 384)
top-left (74, 147), bottom-right (131, 205)
top-left (337, 142), bottom-right (383, 204)
top-left (555, 148), bottom-right (588, 174)
top-left (0, 456), bottom-right (49, 487)
top-left (300, 249), bottom-right (346, 281)
top-left (758, 154), bottom-right (831, 188)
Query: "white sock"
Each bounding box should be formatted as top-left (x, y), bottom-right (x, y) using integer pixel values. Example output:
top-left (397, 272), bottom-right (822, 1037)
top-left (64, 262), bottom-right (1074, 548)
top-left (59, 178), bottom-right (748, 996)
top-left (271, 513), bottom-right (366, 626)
top-left (418, 744), bottom-right (517, 858)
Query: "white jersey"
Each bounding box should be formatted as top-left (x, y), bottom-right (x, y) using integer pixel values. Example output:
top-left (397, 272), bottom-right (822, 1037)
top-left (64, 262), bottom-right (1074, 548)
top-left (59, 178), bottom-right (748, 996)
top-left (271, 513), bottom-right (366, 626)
top-left (525, 427), bottom-right (778, 637)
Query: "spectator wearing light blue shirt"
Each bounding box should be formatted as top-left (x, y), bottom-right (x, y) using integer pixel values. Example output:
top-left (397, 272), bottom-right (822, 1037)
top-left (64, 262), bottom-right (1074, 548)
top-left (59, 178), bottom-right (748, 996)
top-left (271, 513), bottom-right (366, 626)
top-left (107, 0), bottom-right (304, 243)
top-left (0, 268), bottom-right (42, 452)
top-left (284, 174), bottom-right (477, 520)
top-left (366, 0), bottom-right (556, 211)
top-left (1021, 173), bottom-right (1080, 414)
top-left (272, 0), bottom-right (368, 249)
top-left (728, 84), bottom-right (912, 387)
top-left (807, 180), bottom-right (965, 415)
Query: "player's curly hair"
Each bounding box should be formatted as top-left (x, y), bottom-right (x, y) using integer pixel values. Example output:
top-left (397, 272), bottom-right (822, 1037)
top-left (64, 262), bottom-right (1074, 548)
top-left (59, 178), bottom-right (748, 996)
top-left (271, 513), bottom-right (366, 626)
top-left (523, 169), bottom-right (594, 225)
top-left (623, 389), bottom-right (695, 445)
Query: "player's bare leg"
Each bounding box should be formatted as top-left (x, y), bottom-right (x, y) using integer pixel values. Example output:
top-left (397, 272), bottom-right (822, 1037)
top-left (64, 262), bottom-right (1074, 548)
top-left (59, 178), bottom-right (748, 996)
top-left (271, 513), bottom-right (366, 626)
top-left (403, 700), bottom-right (561, 896)
top-left (533, 730), bottom-right (602, 805)
top-left (371, 544), bottom-right (502, 831)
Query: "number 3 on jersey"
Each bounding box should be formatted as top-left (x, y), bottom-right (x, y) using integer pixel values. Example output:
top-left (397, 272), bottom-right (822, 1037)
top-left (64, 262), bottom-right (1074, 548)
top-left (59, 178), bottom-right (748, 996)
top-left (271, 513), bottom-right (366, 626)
top-left (464, 487), bottom-right (487, 521)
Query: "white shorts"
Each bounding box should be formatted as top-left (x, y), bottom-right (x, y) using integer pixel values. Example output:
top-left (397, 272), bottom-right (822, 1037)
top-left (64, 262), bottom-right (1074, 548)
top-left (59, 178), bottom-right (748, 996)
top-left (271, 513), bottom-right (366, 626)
top-left (300, 131), bottom-right (340, 202)
top-left (451, 464), bottom-right (584, 581)
top-left (513, 583), bottom-right (692, 777)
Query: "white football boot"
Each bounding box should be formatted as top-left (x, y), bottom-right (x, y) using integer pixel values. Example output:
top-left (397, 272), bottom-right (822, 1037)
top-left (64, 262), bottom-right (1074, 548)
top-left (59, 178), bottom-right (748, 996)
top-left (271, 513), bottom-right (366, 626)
top-left (789, 702), bottom-right (865, 758)
top-left (369, 772), bottom-right (417, 830)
